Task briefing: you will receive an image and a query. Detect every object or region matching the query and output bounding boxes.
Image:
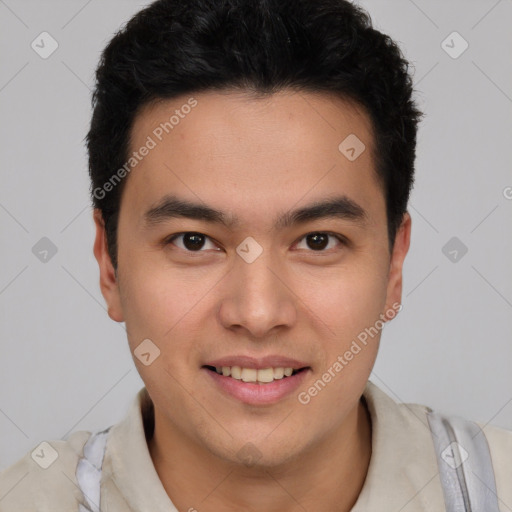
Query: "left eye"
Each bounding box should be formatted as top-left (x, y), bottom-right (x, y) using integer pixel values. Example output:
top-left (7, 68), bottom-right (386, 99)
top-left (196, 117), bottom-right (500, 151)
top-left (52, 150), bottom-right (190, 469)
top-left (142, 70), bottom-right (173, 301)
top-left (294, 232), bottom-right (345, 252)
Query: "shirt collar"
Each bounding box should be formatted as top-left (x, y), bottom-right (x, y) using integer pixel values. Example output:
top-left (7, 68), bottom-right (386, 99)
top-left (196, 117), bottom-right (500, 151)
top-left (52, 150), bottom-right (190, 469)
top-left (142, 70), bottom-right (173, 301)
top-left (106, 387), bottom-right (178, 510)
top-left (351, 380), bottom-right (443, 511)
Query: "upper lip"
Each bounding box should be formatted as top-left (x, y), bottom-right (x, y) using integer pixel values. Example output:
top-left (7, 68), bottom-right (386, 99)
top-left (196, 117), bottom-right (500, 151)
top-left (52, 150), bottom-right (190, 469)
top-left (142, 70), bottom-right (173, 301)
top-left (204, 355), bottom-right (310, 370)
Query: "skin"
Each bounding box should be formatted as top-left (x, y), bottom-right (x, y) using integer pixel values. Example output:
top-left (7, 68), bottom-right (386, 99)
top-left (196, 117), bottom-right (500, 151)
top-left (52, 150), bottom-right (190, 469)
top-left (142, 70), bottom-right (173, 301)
top-left (93, 89), bottom-right (411, 512)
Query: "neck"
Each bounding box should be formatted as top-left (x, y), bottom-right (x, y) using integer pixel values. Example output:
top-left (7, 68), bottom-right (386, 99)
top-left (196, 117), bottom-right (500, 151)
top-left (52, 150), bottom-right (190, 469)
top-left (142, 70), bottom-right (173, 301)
top-left (148, 397), bottom-right (371, 512)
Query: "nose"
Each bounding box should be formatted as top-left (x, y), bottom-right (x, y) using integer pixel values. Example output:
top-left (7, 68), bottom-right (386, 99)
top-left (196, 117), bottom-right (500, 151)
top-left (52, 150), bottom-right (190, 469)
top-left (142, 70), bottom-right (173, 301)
top-left (218, 250), bottom-right (297, 339)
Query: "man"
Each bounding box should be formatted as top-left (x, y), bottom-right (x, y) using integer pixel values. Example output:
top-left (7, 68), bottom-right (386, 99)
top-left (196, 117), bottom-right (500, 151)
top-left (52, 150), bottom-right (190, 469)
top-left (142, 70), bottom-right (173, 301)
top-left (1, 0), bottom-right (510, 510)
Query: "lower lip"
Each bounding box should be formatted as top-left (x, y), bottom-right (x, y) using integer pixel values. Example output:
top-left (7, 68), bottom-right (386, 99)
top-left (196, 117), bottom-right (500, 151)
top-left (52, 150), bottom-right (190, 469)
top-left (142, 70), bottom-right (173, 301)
top-left (203, 367), bottom-right (310, 405)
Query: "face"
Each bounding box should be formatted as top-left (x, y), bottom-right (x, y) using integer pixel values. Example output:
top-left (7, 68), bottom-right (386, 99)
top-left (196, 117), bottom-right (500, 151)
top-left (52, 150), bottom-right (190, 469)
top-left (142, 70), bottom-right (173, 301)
top-left (94, 89), bottom-right (410, 467)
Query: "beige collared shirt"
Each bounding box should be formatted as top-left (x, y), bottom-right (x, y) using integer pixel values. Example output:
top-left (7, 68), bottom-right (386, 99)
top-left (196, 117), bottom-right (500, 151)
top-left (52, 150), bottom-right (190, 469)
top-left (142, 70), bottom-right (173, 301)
top-left (1, 380), bottom-right (511, 511)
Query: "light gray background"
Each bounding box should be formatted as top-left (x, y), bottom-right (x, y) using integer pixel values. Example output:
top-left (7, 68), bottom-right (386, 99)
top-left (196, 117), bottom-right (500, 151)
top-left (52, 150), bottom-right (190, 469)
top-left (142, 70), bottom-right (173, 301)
top-left (1, 0), bottom-right (511, 471)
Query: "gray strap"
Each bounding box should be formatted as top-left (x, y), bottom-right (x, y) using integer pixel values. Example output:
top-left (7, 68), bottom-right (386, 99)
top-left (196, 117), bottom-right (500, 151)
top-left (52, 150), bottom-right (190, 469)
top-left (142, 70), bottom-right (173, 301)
top-left (427, 411), bottom-right (500, 512)
top-left (76, 427), bottom-right (111, 512)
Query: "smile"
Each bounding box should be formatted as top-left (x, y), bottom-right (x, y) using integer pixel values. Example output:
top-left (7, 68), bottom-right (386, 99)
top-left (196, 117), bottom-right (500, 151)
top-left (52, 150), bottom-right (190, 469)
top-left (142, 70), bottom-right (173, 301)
top-left (205, 365), bottom-right (306, 384)
top-left (202, 365), bottom-right (310, 405)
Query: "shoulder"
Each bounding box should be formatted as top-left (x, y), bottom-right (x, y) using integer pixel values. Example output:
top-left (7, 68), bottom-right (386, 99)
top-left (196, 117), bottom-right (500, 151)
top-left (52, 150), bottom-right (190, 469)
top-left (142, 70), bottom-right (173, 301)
top-left (477, 421), bottom-right (512, 508)
top-left (364, 381), bottom-right (512, 509)
top-left (0, 430), bottom-right (91, 511)
top-left (401, 396), bottom-right (512, 510)
top-left (480, 420), bottom-right (512, 452)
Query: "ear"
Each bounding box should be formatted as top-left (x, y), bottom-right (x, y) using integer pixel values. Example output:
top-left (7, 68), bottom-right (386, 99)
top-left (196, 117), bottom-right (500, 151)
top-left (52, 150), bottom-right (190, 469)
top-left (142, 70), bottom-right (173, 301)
top-left (383, 212), bottom-right (411, 320)
top-left (92, 209), bottom-right (124, 322)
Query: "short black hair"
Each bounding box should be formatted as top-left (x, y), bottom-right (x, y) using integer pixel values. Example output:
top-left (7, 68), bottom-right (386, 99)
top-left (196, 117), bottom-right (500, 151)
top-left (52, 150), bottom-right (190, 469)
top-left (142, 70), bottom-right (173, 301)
top-left (87, 0), bottom-right (423, 269)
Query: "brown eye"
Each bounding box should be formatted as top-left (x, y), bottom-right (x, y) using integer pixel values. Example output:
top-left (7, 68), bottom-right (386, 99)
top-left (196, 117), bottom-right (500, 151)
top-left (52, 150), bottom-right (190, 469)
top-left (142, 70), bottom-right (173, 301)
top-left (166, 232), bottom-right (219, 252)
top-left (295, 232), bottom-right (345, 252)
top-left (306, 233), bottom-right (329, 250)
top-left (182, 233), bottom-right (206, 251)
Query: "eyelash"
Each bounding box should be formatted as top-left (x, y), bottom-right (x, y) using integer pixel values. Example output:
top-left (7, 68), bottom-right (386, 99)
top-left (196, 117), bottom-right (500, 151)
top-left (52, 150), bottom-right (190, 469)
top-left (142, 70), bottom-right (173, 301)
top-left (164, 231), bottom-right (347, 253)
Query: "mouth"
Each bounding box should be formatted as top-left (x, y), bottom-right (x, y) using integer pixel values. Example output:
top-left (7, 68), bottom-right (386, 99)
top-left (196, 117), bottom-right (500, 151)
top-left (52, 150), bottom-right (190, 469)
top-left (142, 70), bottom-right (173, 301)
top-left (202, 365), bottom-right (308, 384)
top-left (201, 363), bottom-right (311, 405)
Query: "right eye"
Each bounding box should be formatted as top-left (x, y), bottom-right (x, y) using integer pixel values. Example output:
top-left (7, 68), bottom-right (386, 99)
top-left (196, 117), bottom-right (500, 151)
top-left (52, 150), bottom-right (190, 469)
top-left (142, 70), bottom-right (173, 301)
top-left (165, 232), bottom-right (222, 252)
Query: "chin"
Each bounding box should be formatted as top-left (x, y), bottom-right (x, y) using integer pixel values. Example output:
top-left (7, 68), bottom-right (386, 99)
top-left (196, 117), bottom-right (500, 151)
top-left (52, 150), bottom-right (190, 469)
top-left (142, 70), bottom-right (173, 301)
top-left (219, 434), bottom-right (306, 470)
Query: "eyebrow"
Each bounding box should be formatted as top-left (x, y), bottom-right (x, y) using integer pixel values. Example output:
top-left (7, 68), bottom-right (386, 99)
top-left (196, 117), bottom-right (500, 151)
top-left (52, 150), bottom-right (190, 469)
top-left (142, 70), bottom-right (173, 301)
top-left (143, 194), bottom-right (368, 230)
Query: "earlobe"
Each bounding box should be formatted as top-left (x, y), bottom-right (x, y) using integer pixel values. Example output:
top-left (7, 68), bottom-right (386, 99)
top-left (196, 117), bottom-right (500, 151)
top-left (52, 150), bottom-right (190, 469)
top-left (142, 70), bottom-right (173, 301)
top-left (92, 209), bottom-right (124, 322)
top-left (383, 212), bottom-right (411, 320)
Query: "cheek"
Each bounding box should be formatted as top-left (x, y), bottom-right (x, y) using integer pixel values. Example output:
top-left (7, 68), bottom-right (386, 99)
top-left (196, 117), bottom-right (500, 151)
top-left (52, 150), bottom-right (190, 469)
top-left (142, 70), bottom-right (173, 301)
top-left (118, 254), bottom-right (213, 372)
top-left (117, 252), bottom-right (185, 344)
top-left (296, 261), bottom-right (389, 339)
top-left (294, 269), bottom-right (387, 425)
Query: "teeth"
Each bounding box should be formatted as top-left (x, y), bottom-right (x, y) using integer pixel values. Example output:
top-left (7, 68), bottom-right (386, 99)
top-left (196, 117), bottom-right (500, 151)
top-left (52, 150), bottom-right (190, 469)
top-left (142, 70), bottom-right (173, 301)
top-left (241, 368), bottom-right (257, 383)
top-left (213, 366), bottom-right (299, 383)
top-left (273, 367), bottom-right (284, 379)
top-left (257, 368), bottom-right (274, 383)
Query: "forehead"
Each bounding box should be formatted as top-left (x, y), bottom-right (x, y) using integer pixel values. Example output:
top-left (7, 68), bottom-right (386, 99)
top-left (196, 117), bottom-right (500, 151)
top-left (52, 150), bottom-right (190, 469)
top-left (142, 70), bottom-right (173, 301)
top-left (121, 89), bottom-right (383, 229)
top-left (132, 89), bottom-right (375, 157)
